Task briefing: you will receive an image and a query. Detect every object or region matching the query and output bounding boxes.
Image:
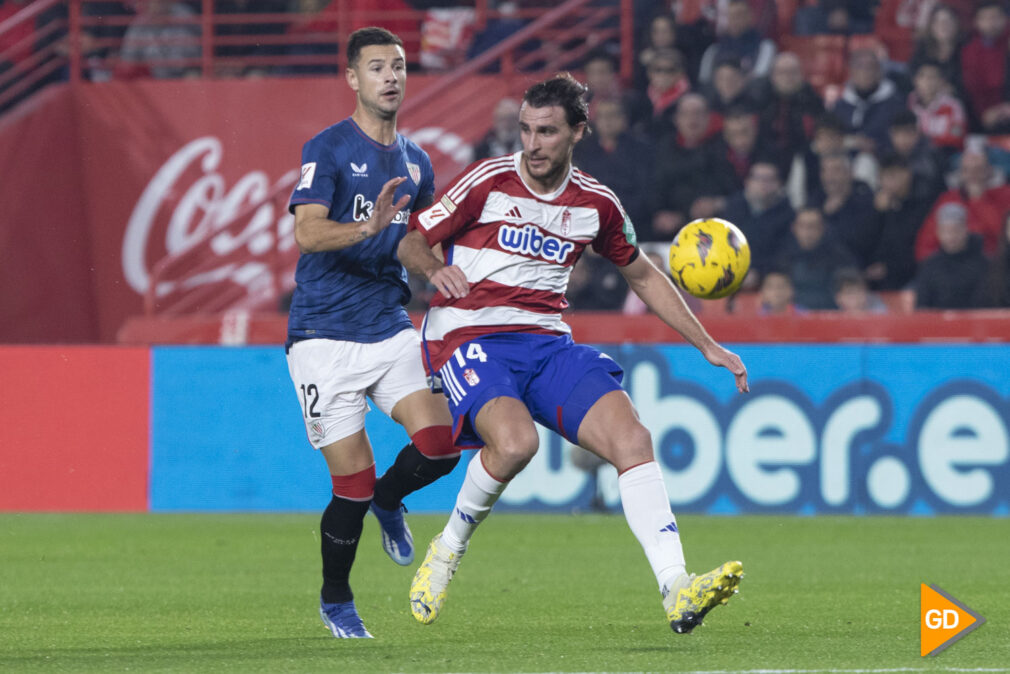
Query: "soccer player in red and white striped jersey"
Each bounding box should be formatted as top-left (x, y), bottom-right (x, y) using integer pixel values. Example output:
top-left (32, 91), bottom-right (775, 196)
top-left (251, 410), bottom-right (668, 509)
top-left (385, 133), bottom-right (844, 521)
top-left (398, 74), bottom-right (749, 634)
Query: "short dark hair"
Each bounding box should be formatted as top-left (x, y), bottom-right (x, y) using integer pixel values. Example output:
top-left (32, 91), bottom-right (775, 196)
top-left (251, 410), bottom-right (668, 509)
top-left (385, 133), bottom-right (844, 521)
top-left (523, 73), bottom-right (590, 129)
top-left (713, 55), bottom-right (743, 72)
top-left (879, 152), bottom-right (911, 172)
top-left (889, 109), bottom-right (919, 130)
top-left (584, 48), bottom-right (618, 72)
top-left (976, 0), bottom-right (1007, 15)
top-left (833, 267), bottom-right (867, 293)
top-left (347, 27), bottom-right (404, 67)
top-left (914, 59), bottom-right (947, 77)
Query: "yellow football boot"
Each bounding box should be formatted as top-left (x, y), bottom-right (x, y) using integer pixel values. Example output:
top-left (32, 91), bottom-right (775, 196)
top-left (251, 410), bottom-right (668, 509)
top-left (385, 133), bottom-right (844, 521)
top-left (409, 534), bottom-right (464, 624)
top-left (663, 560), bottom-right (744, 634)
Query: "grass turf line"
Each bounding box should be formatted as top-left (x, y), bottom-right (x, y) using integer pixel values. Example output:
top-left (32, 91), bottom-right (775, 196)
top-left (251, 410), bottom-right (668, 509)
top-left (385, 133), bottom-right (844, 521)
top-left (0, 514), bottom-right (1007, 673)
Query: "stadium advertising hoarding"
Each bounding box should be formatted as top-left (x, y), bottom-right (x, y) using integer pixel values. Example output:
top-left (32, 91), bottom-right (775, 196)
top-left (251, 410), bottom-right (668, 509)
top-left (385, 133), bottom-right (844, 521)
top-left (145, 344), bottom-right (1009, 516)
top-left (0, 78), bottom-right (504, 343)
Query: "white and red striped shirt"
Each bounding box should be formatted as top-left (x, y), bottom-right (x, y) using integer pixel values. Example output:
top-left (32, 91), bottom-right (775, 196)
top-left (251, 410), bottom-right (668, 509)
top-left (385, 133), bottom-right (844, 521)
top-left (408, 152), bottom-right (638, 372)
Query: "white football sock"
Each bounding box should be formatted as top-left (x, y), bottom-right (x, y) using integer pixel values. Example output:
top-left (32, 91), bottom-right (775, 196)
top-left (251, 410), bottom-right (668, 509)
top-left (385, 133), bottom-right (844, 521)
top-left (441, 450), bottom-right (507, 553)
top-left (617, 461), bottom-right (687, 594)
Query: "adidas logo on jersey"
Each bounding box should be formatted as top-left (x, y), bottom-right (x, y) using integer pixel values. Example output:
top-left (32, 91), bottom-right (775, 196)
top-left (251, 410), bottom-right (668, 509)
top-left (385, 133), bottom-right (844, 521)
top-left (350, 162), bottom-right (368, 176)
top-left (505, 205), bottom-right (523, 220)
top-left (498, 223), bottom-right (575, 263)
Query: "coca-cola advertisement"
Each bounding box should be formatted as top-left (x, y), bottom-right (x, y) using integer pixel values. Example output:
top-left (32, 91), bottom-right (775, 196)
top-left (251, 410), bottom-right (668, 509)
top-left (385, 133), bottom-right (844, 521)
top-left (0, 75), bottom-right (512, 342)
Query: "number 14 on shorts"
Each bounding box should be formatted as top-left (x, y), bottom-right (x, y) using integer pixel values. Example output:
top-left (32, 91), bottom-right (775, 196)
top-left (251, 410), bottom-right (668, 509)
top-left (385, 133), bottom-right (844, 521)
top-left (453, 343), bottom-right (488, 366)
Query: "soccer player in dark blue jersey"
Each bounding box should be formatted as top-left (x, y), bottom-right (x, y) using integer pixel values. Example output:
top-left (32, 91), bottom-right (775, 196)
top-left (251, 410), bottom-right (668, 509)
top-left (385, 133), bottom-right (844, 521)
top-left (286, 26), bottom-right (462, 639)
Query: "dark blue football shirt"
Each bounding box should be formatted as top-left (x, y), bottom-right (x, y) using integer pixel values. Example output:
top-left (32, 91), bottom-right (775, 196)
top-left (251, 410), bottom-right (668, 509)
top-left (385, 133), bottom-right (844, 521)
top-left (288, 118), bottom-right (435, 344)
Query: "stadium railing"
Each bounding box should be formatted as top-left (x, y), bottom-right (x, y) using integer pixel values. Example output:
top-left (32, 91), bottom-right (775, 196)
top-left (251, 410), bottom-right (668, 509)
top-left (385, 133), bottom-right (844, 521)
top-left (0, 0), bottom-right (634, 114)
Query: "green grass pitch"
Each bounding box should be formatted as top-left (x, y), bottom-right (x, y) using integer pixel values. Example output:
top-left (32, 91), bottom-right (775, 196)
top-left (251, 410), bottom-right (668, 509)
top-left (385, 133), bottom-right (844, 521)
top-left (1, 513), bottom-right (1007, 673)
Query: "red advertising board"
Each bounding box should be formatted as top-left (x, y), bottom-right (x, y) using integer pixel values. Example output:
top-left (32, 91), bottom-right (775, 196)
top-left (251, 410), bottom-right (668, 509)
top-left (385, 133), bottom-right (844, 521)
top-left (0, 75), bottom-right (514, 343)
top-left (0, 346), bottom-right (149, 511)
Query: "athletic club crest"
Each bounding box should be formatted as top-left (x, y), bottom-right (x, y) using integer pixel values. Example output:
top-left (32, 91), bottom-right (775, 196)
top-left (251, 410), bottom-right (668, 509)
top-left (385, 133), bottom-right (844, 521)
top-left (561, 210), bottom-right (571, 236)
top-left (406, 162), bottom-right (421, 184)
top-left (463, 368), bottom-right (480, 386)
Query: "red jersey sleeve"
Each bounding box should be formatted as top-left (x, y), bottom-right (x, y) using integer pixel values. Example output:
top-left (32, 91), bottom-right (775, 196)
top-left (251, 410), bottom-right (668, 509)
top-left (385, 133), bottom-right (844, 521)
top-left (408, 159), bottom-right (497, 247)
top-left (591, 191), bottom-right (640, 267)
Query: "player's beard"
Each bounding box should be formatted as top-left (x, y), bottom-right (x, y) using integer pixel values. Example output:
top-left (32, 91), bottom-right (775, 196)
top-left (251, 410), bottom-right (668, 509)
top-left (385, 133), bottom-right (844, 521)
top-left (364, 91), bottom-right (401, 122)
top-left (523, 151), bottom-right (569, 188)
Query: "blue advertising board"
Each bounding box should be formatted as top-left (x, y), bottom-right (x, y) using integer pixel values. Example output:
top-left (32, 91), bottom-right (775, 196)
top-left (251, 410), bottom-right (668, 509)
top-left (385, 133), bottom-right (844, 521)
top-left (150, 344), bottom-right (1010, 515)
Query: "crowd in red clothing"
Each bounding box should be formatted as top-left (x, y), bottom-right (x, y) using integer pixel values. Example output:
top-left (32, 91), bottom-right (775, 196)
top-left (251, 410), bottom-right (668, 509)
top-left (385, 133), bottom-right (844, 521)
top-left (551, 0), bottom-right (1010, 313)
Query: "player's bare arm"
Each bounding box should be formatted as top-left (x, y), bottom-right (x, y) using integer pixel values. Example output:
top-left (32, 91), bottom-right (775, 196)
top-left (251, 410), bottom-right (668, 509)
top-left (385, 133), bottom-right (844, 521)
top-left (619, 253), bottom-right (749, 393)
top-left (294, 177), bottom-right (410, 253)
top-left (397, 230), bottom-right (469, 298)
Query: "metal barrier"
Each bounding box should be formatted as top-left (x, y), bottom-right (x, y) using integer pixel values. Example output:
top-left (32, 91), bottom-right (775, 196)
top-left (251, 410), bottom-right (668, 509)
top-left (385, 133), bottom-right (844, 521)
top-left (1, 0), bottom-right (633, 113)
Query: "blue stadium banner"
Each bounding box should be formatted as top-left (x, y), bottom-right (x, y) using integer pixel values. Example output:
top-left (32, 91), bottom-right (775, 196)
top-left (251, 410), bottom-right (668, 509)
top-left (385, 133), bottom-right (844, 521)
top-left (150, 345), bottom-right (1010, 515)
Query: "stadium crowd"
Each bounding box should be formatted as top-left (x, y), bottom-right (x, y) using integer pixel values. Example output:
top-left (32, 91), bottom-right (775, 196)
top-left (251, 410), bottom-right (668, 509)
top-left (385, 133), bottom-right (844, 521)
top-left (559, 0), bottom-right (1010, 314)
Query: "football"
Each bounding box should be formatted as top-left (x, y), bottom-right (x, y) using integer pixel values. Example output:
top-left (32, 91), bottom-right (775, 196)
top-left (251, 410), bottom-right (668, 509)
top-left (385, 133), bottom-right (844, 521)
top-left (668, 218), bottom-right (751, 299)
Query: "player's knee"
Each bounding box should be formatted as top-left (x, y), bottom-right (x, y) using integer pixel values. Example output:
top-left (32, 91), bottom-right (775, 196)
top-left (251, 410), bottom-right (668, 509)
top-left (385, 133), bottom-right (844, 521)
top-left (331, 464), bottom-right (376, 500)
top-left (610, 422), bottom-right (654, 466)
top-left (491, 426), bottom-right (539, 470)
top-left (411, 425), bottom-right (457, 459)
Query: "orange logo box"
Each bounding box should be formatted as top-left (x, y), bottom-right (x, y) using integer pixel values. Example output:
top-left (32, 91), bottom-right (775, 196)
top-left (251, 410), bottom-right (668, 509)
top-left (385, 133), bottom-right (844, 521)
top-left (921, 584), bottom-right (986, 656)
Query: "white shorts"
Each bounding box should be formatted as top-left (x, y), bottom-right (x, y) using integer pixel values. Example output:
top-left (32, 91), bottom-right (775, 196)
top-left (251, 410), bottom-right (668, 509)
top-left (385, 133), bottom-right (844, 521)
top-left (286, 329), bottom-right (429, 449)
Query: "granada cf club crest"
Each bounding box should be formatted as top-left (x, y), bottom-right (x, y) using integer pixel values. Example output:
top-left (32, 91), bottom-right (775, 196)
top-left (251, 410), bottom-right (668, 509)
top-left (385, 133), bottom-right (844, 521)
top-left (406, 162), bottom-right (421, 184)
top-left (463, 368), bottom-right (480, 386)
top-left (561, 209), bottom-right (572, 236)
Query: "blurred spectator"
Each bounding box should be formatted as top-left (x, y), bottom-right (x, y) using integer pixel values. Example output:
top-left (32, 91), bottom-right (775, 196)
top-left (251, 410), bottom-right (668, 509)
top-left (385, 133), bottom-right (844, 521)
top-left (831, 48), bottom-right (906, 154)
top-left (775, 207), bottom-right (857, 310)
top-left (697, 0), bottom-right (776, 84)
top-left (704, 57), bottom-right (759, 121)
top-left (887, 110), bottom-right (947, 203)
top-left (758, 268), bottom-right (799, 314)
top-left (753, 52), bottom-right (825, 183)
top-left (794, 0), bottom-right (875, 36)
top-left (721, 160), bottom-right (796, 287)
top-left (467, 0), bottom-right (524, 63)
top-left (979, 210), bottom-right (1010, 306)
top-left (810, 152), bottom-right (878, 268)
top-left (915, 202), bottom-right (989, 308)
top-left (565, 250), bottom-right (628, 311)
top-left (694, 0), bottom-right (780, 41)
top-left (583, 49), bottom-right (625, 102)
top-left (628, 48), bottom-right (692, 138)
top-left (866, 155), bottom-right (933, 291)
top-left (634, 12), bottom-right (710, 88)
top-left (472, 98), bottom-right (521, 160)
top-left (636, 13), bottom-right (677, 86)
top-left (574, 97), bottom-right (654, 235)
top-left (116, 0), bottom-right (201, 80)
top-left (908, 4), bottom-right (965, 97)
top-left (908, 60), bottom-right (967, 153)
top-left (651, 93), bottom-right (719, 239)
top-left (833, 267), bottom-right (888, 313)
top-left (960, 0), bottom-right (1010, 132)
top-left (695, 108), bottom-right (770, 218)
top-left (916, 148), bottom-right (1010, 260)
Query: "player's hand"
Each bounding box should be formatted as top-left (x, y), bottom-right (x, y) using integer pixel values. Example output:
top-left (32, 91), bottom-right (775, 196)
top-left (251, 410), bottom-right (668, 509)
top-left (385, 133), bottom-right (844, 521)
top-left (704, 345), bottom-right (749, 393)
top-left (367, 177), bottom-right (411, 236)
top-left (428, 264), bottom-right (469, 299)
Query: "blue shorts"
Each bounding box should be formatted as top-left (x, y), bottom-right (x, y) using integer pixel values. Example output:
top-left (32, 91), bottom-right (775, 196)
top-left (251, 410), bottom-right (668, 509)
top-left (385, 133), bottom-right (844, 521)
top-left (436, 332), bottom-right (624, 448)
